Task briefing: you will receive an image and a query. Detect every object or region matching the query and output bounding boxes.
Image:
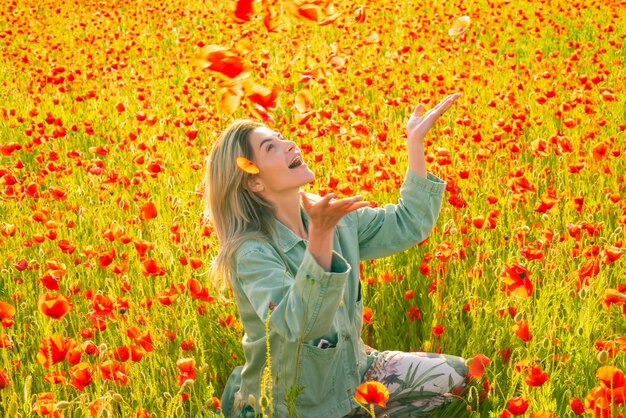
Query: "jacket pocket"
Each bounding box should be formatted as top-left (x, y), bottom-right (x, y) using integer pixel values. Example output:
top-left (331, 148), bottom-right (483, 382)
top-left (295, 335), bottom-right (343, 407)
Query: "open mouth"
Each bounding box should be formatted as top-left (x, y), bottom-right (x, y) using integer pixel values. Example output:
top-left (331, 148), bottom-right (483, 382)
top-left (288, 155), bottom-right (304, 169)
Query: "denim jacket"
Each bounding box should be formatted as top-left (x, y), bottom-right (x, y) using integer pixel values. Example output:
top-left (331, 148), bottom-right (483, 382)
top-left (222, 171), bottom-right (446, 418)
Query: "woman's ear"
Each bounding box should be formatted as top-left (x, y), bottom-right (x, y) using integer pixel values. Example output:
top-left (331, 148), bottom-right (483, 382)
top-left (247, 177), bottom-right (264, 193)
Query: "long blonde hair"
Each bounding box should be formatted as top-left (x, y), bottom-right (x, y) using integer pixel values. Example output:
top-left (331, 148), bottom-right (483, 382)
top-left (203, 120), bottom-right (277, 285)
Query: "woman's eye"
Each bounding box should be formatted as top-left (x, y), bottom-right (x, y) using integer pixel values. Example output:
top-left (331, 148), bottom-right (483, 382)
top-left (267, 144), bottom-right (274, 151)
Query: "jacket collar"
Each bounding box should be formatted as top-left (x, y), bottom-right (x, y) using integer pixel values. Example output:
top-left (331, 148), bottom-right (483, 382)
top-left (274, 207), bottom-right (309, 253)
top-left (274, 207), bottom-right (347, 253)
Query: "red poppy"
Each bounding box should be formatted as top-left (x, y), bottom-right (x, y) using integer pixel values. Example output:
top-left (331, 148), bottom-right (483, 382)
top-left (501, 263), bottom-right (533, 298)
top-left (0, 301), bottom-right (16, 328)
top-left (140, 202), bottom-right (158, 220)
top-left (597, 366), bottom-right (626, 389)
top-left (65, 342), bottom-right (83, 365)
top-left (112, 345), bottom-right (131, 362)
top-left (467, 354), bottom-right (491, 379)
top-left (525, 365), bottom-right (549, 387)
top-left (187, 279), bottom-right (214, 303)
top-left (569, 397), bottom-right (585, 415)
top-left (0, 369), bottom-right (9, 389)
top-left (36, 334), bottom-right (71, 368)
top-left (43, 370), bottom-right (67, 385)
top-left (70, 363), bottom-right (93, 391)
top-left (506, 396), bottom-right (529, 415)
top-left (406, 306), bottom-right (421, 322)
top-left (530, 412), bottom-right (556, 418)
top-left (100, 360), bottom-right (129, 386)
top-left (177, 357), bottom-right (196, 386)
top-left (355, 380), bottom-right (389, 408)
top-left (0, 334), bottom-right (14, 348)
top-left (363, 307), bottom-right (373, 324)
top-left (38, 292), bottom-right (72, 319)
top-left (89, 294), bottom-right (116, 320)
top-left (511, 320), bottom-right (532, 342)
top-left (32, 392), bottom-right (58, 416)
top-left (89, 398), bottom-right (112, 417)
top-left (137, 408), bottom-right (152, 418)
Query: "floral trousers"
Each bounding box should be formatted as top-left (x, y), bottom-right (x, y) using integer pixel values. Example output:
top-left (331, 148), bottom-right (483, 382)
top-left (344, 351), bottom-right (468, 418)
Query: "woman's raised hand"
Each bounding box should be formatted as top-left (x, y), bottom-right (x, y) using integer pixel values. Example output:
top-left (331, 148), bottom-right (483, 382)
top-left (406, 93), bottom-right (462, 143)
top-left (300, 191), bottom-right (370, 270)
top-left (300, 191), bottom-right (370, 234)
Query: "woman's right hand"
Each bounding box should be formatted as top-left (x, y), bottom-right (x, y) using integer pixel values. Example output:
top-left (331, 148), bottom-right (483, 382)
top-left (300, 191), bottom-right (370, 270)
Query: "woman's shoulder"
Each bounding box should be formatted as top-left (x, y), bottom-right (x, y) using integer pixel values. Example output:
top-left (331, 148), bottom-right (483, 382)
top-left (234, 237), bottom-right (278, 260)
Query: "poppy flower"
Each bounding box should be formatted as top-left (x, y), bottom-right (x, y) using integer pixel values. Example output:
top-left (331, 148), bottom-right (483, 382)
top-left (36, 334), bottom-right (72, 368)
top-left (38, 292), bottom-right (72, 319)
top-left (512, 319), bottom-right (532, 342)
top-left (43, 370), bottom-right (67, 385)
top-left (140, 201), bottom-right (158, 220)
top-left (0, 369), bottom-right (9, 389)
top-left (69, 363), bottom-right (93, 391)
top-left (500, 263), bottom-right (533, 298)
top-left (506, 396), bottom-right (529, 415)
top-left (569, 397), bottom-right (585, 415)
top-left (32, 392), bottom-right (57, 416)
top-left (177, 357), bottom-right (196, 386)
top-left (89, 294), bottom-right (116, 320)
top-left (89, 398), bottom-right (112, 417)
top-left (530, 412), bottom-right (556, 418)
top-left (100, 360), bottom-right (129, 386)
top-left (0, 301), bottom-right (16, 328)
top-left (355, 380), bottom-right (389, 408)
top-left (0, 334), bottom-right (14, 348)
top-left (363, 307), bottom-right (373, 324)
top-left (467, 354), bottom-right (491, 379)
top-left (525, 365), bottom-right (549, 387)
top-left (596, 366), bottom-right (626, 389)
top-left (136, 408), bottom-right (152, 418)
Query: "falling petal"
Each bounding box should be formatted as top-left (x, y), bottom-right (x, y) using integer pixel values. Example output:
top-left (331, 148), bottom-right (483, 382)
top-left (295, 89), bottom-right (313, 113)
top-left (196, 45), bottom-right (248, 79)
top-left (318, 12), bottom-right (342, 26)
top-left (448, 15), bottom-right (471, 36)
top-left (233, 0), bottom-right (254, 23)
top-left (219, 88), bottom-right (242, 116)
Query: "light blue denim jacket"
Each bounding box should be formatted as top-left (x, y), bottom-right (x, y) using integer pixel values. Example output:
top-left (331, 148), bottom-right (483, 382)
top-left (222, 171), bottom-right (446, 418)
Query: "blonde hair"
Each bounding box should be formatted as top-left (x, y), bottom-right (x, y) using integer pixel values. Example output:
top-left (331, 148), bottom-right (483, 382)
top-left (203, 120), bottom-right (277, 285)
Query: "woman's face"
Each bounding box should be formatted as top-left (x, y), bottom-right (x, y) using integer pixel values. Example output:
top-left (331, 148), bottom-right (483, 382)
top-left (247, 126), bottom-right (314, 196)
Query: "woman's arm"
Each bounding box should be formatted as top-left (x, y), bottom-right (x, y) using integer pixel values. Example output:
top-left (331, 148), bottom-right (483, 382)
top-left (353, 94), bottom-right (461, 259)
top-left (407, 93), bottom-right (462, 177)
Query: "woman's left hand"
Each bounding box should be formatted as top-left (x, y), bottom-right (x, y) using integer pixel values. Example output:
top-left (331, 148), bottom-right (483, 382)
top-left (406, 93), bottom-right (462, 144)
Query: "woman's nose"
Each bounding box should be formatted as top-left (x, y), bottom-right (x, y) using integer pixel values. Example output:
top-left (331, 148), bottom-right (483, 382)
top-left (284, 140), bottom-right (296, 152)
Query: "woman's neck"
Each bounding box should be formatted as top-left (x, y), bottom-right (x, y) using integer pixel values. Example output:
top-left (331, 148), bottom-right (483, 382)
top-left (270, 191), bottom-right (307, 239)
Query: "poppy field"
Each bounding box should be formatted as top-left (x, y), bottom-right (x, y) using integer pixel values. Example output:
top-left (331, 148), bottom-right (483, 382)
top-left (1, 0), bottom-right (625, 416)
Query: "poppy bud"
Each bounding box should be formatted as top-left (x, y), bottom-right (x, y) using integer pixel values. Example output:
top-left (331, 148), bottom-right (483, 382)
top-left (597, 350), bottom-right (609, 364)
top-left (55, 401), bottom-right (71, 410)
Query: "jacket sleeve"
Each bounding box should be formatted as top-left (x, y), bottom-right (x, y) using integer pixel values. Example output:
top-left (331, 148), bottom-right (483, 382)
top-left (355, 170), bottom-right (446, 260)
top-left (235, 243), bottom-right (351, 342)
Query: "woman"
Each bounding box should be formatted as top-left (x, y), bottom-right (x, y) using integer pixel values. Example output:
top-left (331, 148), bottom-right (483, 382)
top-left (204, 93), bottom-right (468, 417)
